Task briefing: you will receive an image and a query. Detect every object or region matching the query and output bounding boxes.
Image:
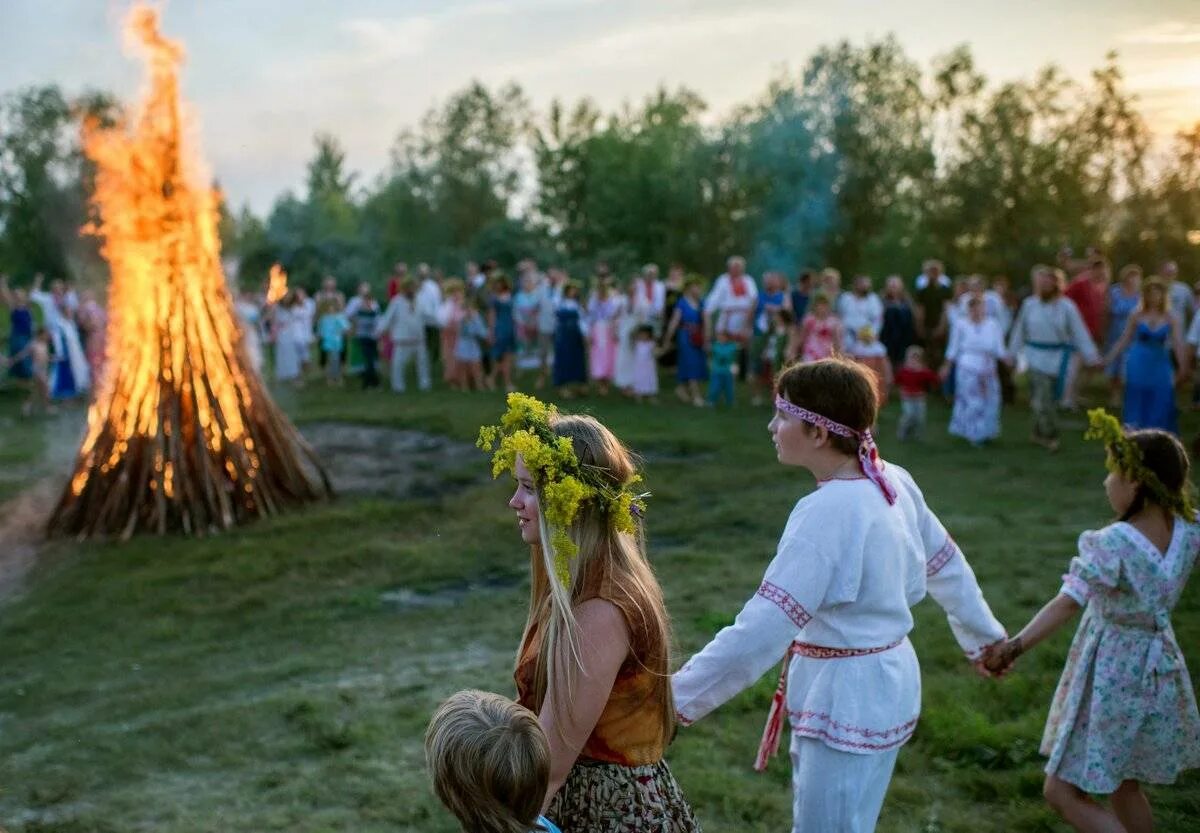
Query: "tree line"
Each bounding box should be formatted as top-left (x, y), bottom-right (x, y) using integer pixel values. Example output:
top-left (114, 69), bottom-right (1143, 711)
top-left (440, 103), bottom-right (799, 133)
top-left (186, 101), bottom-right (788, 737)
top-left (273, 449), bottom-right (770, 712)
top-left (2, 38), bottom-right (1198, 293)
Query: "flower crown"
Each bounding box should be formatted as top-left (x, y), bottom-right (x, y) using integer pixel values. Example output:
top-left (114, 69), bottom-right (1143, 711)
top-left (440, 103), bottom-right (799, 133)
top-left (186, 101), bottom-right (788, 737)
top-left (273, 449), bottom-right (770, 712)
top-left (478, 393), bottom-right (648, 587)
top-left (1084, 408), bottom-right (1195, 519)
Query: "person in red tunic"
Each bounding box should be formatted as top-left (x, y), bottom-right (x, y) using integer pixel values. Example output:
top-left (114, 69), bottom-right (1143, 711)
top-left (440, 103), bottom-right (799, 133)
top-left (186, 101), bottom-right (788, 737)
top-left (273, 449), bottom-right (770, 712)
top-left (1061, 257), bottom-right (1110, 408)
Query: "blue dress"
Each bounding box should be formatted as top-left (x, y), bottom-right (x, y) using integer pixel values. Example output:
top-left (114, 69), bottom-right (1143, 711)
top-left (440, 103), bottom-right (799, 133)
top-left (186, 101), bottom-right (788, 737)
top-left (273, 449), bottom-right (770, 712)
top-left (1123, 321), bottom-right (1178, 433)
top-left (491, 295), bottom-right (516, 359)
top-left (552, 303), bottom-right (587, 386)
top-left (675, 297), bottom-right (708, 383)
top-left (7, 307), bottom-right (33, 379)
top-left (1106, 285), bottom-right (1140, 379)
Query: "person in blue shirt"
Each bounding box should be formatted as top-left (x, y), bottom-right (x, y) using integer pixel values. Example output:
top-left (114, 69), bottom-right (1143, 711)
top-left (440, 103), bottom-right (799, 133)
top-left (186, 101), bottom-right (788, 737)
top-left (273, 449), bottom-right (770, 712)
top-left (426, 689), bottom-right (564, 833)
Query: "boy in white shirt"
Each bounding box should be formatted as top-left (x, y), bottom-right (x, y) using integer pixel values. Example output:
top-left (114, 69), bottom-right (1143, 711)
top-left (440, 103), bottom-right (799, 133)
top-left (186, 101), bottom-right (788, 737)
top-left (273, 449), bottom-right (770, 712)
top-left (673, 357), bottom-right (1005, 832)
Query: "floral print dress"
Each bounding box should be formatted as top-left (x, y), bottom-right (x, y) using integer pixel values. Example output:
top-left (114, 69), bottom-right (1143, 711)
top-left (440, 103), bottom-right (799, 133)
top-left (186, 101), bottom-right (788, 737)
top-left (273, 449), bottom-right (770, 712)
top-left (1042, 519), bottom-right (1200, 793)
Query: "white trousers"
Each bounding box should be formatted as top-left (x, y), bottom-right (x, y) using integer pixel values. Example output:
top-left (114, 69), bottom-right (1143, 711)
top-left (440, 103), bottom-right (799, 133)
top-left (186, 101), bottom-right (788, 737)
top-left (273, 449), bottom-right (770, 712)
top-left (390, 342), bottom-right (431, 392)
top-left (790, 736), bottom-right (898, 833)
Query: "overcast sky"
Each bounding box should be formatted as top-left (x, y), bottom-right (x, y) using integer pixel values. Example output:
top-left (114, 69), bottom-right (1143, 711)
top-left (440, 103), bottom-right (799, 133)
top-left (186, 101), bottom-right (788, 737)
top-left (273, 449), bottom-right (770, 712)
top-left (3, 0), bottom-right (1198, 214)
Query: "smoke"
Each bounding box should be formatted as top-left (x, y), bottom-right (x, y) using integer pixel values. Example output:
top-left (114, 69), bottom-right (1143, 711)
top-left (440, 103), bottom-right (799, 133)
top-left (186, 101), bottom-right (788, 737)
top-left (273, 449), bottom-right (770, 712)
top-left (740, 83), bottom-right (842, 276)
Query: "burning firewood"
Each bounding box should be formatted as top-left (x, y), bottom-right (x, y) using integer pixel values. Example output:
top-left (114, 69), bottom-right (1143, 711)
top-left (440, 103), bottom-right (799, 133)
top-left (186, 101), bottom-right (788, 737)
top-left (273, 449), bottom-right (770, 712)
top-left (48, 4), bottom-right (332, 540)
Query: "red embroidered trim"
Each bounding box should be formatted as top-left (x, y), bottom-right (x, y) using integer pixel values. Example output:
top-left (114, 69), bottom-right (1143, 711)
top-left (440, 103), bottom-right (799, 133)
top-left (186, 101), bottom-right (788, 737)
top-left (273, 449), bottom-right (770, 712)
top-left (676, 711), bottom-right (694, 727)
top-left (788, 710), bottom-right (918, 741)
top-left (792, 724), bottom-right (916, 752)
top-left (791, 639), bottom-right (902, 659)
top-left (926, 536), bottom-right (958, 577)
top-left (757, 581), bottom-right (812, 629)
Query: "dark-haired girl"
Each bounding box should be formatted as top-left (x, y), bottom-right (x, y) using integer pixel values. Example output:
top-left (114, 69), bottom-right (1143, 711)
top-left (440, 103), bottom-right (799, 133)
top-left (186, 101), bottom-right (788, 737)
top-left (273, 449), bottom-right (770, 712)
top-left (985, 415), bottom-right (1200, 832)
top-left (672, 357), bottom-right (1005, 832)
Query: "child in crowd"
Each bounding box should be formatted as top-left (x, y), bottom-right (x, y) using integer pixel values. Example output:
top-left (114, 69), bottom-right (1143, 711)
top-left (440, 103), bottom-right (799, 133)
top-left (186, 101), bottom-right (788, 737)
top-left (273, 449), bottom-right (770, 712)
top-left (316, 298), bottom-right (348, 386)
top-left (985, 412), bottom-right (1200, 832)
top-left (454, 299), bottom-right (489, 391)
top-left (630, 323), bottom-right (660, 403)
top-left (707, 330), bottom-right (738, 407)
top-left (894, 345), bottom-right (941, 441)
top-left (3, 327), bottom-right (56, 416)
top-left (796, 293), bottom-right (843, 363)
top-left (755, 309), bottom-right (795, 406)
top-left (848, 323), bottom-right (892, 408)
top-left (674, 358), bottom-right (1005, 832)
top-left (425, 689), bottom-right (561, 833)
top-left (614, 281), bottom-right (640, 396)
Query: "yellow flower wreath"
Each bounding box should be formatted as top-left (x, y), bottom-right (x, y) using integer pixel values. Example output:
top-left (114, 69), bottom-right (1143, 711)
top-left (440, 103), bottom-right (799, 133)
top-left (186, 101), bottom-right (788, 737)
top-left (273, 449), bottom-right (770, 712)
top-left (1085, 408), bottom-right (1196, 519)
top-left (478, 393), bottom-right (647, 586)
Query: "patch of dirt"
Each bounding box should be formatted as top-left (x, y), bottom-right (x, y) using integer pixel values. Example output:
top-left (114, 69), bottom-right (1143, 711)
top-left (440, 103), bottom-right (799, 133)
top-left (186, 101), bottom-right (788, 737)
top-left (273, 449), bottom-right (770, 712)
top-left (0, 422), bottom-right (483, 601)
top-left (300, 422), bottom-right (483, 500)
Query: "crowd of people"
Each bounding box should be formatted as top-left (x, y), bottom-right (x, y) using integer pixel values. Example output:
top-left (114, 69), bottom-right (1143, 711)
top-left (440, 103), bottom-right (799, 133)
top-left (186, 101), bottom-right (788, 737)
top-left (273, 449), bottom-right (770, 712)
top-left (1, 273), bottom-right (103, 416)
top-left (217, 249), bottom-right (1195, 450)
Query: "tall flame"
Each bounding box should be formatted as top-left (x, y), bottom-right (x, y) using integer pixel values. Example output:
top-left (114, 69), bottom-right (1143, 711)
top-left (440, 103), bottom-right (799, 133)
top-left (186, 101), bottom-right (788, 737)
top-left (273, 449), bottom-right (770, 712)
top-left (266, 263), bottom-right (288, 304)
top-left (50, 4), bottom-right (329, 538)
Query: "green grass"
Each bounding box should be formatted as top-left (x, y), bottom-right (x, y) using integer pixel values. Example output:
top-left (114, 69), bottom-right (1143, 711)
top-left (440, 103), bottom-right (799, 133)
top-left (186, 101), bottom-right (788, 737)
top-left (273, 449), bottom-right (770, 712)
top-left (0, 377), bottom-right (1197, 832)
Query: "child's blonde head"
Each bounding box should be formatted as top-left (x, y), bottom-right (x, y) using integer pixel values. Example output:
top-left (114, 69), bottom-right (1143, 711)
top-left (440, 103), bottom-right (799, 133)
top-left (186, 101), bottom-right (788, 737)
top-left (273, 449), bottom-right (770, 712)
top-left (425, 690), bottom-right (548, 833)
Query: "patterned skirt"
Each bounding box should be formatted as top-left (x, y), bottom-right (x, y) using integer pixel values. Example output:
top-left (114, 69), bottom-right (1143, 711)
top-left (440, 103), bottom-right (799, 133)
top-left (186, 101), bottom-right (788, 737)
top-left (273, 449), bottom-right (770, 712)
top-left (547, 759), bottom-right (701, 832)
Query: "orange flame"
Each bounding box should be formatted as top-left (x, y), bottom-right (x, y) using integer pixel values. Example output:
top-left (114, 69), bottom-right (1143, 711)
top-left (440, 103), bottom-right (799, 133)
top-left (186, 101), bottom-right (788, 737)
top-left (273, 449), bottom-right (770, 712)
top-left (266, 263), bottom-right (288, 304)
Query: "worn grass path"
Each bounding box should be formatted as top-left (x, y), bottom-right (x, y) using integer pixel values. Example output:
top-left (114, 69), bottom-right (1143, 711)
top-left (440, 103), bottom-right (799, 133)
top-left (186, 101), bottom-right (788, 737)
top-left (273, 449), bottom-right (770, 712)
top-left (0, 380), bottom-right (1196, 831)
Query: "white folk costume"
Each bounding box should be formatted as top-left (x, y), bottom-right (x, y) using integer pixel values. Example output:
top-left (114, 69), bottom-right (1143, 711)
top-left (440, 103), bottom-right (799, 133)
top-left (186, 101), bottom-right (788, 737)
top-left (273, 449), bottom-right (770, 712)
top-left (376, 294), bottom-right (430, 392)
top-left (945, 317), bottom-right (1007, 444)
top-left (1007, 295), bottom-right (1098, 443)
top-left (673, 399), bottom-right (1004, 833)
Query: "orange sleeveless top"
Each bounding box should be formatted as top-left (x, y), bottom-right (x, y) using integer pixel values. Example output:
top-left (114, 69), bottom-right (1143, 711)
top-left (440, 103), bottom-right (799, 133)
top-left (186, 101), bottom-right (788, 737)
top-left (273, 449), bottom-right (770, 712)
top-left (514, 599), bottom-right (668, 767)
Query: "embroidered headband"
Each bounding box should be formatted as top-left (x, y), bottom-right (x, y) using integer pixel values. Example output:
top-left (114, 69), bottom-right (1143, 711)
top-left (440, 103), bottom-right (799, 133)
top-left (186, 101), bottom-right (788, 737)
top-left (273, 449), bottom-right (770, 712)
top-left (774, 395), bottom-right (897, 505)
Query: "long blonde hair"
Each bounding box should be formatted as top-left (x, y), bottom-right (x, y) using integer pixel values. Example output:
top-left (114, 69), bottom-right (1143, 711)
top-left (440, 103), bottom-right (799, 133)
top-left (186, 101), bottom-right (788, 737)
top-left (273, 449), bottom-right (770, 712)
top-left (518, 413), bottom-right (674, 743)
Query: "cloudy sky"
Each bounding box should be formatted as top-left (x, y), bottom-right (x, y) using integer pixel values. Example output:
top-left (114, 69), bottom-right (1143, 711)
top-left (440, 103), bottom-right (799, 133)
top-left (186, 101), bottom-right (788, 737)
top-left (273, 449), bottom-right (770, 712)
top-left (3, 0), bottom-right (1198, 213)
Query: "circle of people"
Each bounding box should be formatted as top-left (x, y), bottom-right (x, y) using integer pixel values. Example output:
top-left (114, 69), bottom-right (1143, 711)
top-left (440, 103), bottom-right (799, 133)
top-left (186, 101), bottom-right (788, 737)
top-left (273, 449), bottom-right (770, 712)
top-left (227, 250), bottom-right (1189, 447)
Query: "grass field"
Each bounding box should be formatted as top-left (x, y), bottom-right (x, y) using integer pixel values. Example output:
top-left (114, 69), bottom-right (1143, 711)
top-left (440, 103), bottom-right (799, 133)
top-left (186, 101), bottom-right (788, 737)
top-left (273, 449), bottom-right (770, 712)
top-left (0, 375), bottom-right (1197, 832)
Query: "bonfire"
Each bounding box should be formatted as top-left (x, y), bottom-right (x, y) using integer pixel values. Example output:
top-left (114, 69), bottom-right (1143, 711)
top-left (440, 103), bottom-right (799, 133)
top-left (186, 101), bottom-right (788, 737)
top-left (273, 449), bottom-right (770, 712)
top-left (48, 5), bottom-right (331, 540)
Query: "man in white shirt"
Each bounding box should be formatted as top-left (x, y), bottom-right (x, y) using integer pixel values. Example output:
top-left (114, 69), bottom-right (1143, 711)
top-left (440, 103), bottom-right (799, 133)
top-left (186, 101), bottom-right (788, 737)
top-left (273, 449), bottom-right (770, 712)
top-left (706, 255), bottom-right (758, 380)
top-left (415, 264), bottom-right (443, 368)
top-left (632, 263), bottom-right (667, 331)
top-left (1007, 266), bottom-right (1101, 451)
top-left (376, 278), bottom-right (430, 393)
top-left (1163, 260), bottom-right (1194, 332)
top-left (838, 275), bottom-right (885, 351)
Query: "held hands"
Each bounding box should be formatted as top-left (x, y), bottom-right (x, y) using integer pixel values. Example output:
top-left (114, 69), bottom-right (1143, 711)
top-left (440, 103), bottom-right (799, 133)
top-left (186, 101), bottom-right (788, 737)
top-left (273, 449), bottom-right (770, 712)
top-left (979, 637), bottom-right (1023, 677)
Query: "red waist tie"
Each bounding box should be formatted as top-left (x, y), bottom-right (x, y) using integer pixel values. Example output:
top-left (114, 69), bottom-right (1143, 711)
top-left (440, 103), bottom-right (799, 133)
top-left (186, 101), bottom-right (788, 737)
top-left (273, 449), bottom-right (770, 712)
top-left (754, 638), bottom-right (904, 772)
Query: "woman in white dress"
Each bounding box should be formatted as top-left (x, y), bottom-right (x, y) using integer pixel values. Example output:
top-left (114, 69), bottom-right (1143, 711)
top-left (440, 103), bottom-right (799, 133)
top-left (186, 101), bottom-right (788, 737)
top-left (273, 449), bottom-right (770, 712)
top-left (942, 295), bottom-right (1010, 446)
top-left (272, 291), bottom-right (307, 383)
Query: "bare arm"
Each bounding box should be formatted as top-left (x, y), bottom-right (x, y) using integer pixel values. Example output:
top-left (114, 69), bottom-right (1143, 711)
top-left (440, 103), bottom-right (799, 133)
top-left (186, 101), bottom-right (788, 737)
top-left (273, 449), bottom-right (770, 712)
top-left (984, 594), bottom-right (1080, 673)
top-left (539, 599), bottom-right (630, 810)
top-left (1102, 314), bottom-right (1137, 367)
top-left (0, 274), bottom-right (12, 307)
top-left (662, 307), bottom-right (682, 348)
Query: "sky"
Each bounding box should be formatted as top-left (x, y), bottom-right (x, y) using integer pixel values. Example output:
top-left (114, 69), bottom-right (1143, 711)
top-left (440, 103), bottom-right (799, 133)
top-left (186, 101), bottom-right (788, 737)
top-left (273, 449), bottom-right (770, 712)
top-left (3, 0), bottom-right (1198, 214)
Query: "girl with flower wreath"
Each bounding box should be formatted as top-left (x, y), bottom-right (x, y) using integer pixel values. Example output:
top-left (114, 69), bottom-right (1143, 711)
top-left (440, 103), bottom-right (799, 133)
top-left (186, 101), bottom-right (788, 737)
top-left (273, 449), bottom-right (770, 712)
top-left (984, 410), bottom-right (1200, 832)
top-left (672, 357), bottom-right (1006, 832)
top-left (478, 394), bottom-right (700, 832)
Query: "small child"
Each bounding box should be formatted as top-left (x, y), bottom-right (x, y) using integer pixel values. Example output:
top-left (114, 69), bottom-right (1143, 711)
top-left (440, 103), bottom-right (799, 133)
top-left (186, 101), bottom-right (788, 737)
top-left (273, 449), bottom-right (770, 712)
top-left (893, 345), bottom-right (941, 441)
top-left (797, 293), bottom-right (843, 362)
top-left (985, 411), bottom-right (1200, 832)
top-left (757, 309), bottom-right (794, 401)
top-left (630, 323), bottom-right (659, 403)
top-left (425, 689), bottom-right (562, 833)
top-left (4, 327), bottom-right (56, 416)
top-left (848, 324), bottom-right (891, 408)
top-left (673, 358), bottom-right (1004, 832)
top-left (316, 298), bottom-right (349, 386)
top-left (454, 299), bottom-right (489, 391)
top-left (707, 330), bottom-right (738, 407)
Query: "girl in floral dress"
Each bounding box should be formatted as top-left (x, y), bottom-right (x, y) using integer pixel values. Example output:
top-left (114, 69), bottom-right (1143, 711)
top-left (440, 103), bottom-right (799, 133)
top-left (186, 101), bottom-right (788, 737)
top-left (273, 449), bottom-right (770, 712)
top-left (796, 293), bottom-right (843, 363)
top-left (986, 411), bottom-right (1200, 832)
